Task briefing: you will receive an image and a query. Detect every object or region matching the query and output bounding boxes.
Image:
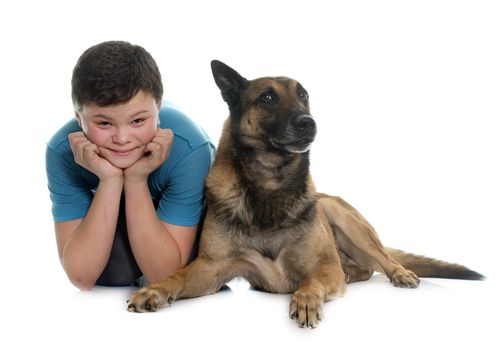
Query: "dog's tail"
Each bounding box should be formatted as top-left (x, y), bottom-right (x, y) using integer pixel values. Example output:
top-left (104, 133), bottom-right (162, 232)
top-left (386, 248), bottom-right (485, 280)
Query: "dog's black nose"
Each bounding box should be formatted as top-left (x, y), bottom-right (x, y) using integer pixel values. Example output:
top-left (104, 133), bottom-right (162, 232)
top-left (294, 115), bottom-right (316, 133)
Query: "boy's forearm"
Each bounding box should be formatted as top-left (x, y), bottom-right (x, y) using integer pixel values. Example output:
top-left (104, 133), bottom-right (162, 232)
top-left (124, 179), bottom-right (183, 284)
top-left (61, 178), bottom-right (123, 289)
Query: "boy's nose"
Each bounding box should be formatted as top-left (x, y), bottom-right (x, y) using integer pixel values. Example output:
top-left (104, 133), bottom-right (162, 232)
top-left (113, 128), bottom-right (131, 144)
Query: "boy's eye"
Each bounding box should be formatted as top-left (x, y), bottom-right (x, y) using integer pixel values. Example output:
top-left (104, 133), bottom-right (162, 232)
top-left (132, 118), bottom-right (144, 125)
top-left (98, 121), bottom-right (112, 126)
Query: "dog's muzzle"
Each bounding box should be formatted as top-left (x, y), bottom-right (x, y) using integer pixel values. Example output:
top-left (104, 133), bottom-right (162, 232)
top-left (289, 114), bottom-right (316, 153)
top-left (294, 115), bottom-right (316, 135)
top-left (273, 114), bottom-right (317, 153)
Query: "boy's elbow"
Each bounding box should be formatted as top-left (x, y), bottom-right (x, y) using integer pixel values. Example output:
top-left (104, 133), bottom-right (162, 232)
top-left (61, 258), bottom-right (97, 290)
top-left (72, 279), bottom-right (95, 291)
top-left (67, 273), bottom-right (96, 291)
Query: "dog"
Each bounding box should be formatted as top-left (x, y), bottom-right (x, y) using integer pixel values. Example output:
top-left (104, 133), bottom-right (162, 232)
top-left (127, 60), bottom-right (484, 328)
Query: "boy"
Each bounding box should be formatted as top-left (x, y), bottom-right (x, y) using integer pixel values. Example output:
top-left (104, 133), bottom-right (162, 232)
top-left (46, 41), bottom-right (215, 290)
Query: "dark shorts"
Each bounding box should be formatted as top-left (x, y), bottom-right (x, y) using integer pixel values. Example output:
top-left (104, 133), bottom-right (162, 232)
top-left (95, 196), bottom-right (142, 287)
top-left (95, 195), bottom-right (200, 287)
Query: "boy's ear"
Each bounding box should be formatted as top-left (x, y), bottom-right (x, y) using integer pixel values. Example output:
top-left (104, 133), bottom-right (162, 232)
top-left (75, 112), bottom-right (82, 127)
top-left (156, 102), bottom-right (162, 127)
top-left (211, 60), bottom-right (247, 106)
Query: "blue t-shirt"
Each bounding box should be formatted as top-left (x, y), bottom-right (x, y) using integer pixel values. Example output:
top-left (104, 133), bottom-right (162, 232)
top-left (46, 102), bottom-right (215, 225)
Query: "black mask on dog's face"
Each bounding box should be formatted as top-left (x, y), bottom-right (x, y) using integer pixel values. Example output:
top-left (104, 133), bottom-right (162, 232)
top-left (211, 60), bottom-right (316, 154)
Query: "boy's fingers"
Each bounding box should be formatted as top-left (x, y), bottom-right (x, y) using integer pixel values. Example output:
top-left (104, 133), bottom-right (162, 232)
top-left (146, 142), bottom-right (162, 155)
top-left (68, 132), bottom-right (90, 152)
top-left (154, 129), bottom-right (174, 143)
top-left (152, 129), bottom-right (174, 159)
top-left (156, 128), bottom-right (172, 136)
top-left (72, 138), bottom-right (91, 152)
top-left (68, 131), bottom-right (85, 139)
top-left (68, 131), bottom-right (85, 137)
top-left (143, 140), bottom-right (170, 166)
top-left (68, 131), bottom-right (86, 143)
top-left (83, 142), bottom-right (98, 154)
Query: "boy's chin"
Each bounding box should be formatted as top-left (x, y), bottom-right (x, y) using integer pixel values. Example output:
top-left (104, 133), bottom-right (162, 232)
top-left (106, 155), bottom-right (142, 169)
top-left (100, 147), bottom-right (145, 169)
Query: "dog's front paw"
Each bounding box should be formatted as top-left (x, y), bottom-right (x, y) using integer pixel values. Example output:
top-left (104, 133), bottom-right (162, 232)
top-left (127, 285), bottom-right (176, 313)
top-left (289, 291), bottom-right (324, 329)
top-left (390, 268), bottom-right (420, 288)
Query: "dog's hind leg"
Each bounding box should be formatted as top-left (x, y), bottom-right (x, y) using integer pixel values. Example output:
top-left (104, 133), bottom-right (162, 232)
top-left (127, 257), bottom-right (236, 312)
top-left (318, 194), bottom-right (420, 288)
top-left (338, 250), bottom-right (374, 284)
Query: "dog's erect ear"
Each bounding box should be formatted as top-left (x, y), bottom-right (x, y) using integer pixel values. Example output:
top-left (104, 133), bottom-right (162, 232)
top-left (211, 60), bottom-right (247, 105)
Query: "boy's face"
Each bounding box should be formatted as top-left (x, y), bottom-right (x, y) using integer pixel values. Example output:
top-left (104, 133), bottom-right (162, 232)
top-left (76, 90), bottom-right (160, 169)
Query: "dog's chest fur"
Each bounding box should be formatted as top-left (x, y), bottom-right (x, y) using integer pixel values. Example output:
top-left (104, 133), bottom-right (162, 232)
top-left (207, 152), bottom-right (317, 261)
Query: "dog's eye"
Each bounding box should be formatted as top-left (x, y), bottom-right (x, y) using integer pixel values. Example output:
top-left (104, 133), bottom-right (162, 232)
top-left (259, 90), bottom-right (278, 105)
top-left (297, 84), bottom-right (309, 101)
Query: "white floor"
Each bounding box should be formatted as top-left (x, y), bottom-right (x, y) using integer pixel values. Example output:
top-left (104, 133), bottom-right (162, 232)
top-left (4, 262), bottom-right (495, 349)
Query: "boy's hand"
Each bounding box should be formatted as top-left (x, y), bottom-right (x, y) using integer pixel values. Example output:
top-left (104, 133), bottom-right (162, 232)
top-left (124, 128), bottom-right (174, 184)
top-left (68, 132), bottom-right (123, 181)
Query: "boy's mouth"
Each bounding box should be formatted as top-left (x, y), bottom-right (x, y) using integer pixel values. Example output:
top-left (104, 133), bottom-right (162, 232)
top-left (108, 148), bottom-right (135, 157)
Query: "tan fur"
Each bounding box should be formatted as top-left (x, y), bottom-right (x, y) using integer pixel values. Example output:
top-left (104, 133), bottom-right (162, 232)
top-left (127, 61), bottom-right (483, 328)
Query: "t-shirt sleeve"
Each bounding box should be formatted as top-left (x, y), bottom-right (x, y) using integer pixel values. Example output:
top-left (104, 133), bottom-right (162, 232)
top-left (46, 145), bottom-right (93, 222)
top-left (156, 143), bottom-right (215, 226)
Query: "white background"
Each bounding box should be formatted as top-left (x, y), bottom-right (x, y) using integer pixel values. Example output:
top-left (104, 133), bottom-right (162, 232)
top-left (1, 0), bottom-right (496, 349)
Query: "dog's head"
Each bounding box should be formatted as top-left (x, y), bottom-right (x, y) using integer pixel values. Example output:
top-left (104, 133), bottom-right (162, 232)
top-left (211, 60), bottom-right (316, 154)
